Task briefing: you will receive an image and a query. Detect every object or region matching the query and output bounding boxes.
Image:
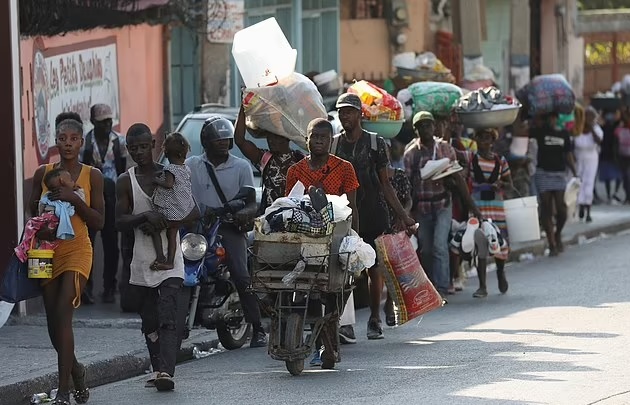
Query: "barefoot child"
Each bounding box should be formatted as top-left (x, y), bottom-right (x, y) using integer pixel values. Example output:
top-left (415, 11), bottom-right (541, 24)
top-left (151, 133), bottom-right (196, 270)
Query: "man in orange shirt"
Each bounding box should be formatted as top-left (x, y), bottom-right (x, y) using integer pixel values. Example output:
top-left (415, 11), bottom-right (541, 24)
top-left (286, 118), bottom-right (360, 232)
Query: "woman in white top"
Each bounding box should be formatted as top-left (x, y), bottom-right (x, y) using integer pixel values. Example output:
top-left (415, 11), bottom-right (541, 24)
top-left (575, 106), bottom-right (603, 222)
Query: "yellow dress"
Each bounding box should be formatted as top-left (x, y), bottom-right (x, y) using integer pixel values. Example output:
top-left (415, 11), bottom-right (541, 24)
top-left (41, 163), bottom-right (93, 307)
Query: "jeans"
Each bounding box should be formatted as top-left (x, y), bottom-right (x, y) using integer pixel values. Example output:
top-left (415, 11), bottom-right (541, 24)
top-left (417, 206), bottom-right (452, 295)
top-left (219, 225), bottom-right (262, 327)
top-left (86, 177), bottom-right (119, 294)
top-left (132, 277), bottom-right (183, 376)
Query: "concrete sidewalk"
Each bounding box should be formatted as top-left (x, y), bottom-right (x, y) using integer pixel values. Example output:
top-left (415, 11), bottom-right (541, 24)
top-left (1, 205), bottom-right (629, 405)
top-left (0, 306), bottom-right (220, 405)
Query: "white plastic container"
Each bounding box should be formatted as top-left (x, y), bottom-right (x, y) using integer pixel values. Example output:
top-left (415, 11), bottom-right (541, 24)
top-left (503, 196), bottom-right (541, 243)
top-left (510, 136), bottom-right (529, 157)
top-left (232, 18), bottom-right (297, 88)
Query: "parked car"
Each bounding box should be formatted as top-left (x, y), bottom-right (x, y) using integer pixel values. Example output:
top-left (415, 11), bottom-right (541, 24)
top-left (160, 104), bottom-right (307, 203)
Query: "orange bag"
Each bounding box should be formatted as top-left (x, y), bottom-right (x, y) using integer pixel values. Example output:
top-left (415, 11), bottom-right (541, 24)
top-left (376, 231), bottom-right (443, 325)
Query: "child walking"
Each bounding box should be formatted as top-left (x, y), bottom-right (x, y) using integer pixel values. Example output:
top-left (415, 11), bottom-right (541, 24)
top-left (151, 133), bottom-right (197, 270)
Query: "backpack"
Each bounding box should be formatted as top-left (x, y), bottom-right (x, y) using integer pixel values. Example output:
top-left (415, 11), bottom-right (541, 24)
top-left (83, 130), bottom-right (126, 177)
top-left (330, 131), bottom-right (378, 156)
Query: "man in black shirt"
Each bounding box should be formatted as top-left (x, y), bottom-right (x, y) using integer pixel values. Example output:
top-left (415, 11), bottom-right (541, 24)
top-left (529, 113), bottom-right (577, 256)
top-left (332, 93), bottom-right (415, 340)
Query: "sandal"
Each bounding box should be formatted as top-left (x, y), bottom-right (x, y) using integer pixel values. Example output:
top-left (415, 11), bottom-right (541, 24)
top-left (384, 301), bottom-right (396, 327)
top-left (52, 391), bottom-right (71, 405)
top-left (72, 363), bottom-right (90, 404)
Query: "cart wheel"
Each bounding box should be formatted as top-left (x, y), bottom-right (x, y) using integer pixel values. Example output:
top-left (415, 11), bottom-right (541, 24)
top-left (284, 313), bottom-right (305, 376)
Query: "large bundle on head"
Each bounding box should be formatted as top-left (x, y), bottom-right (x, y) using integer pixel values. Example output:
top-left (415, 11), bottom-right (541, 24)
top-left (407, 81), bottom-right (463, 117)
top-left (516, 74), bottom-right (576, 116)
top-left (242, 72), bottom-right (327, 150)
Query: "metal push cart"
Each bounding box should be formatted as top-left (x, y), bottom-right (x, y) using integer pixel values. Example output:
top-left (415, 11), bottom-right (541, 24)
top-left (250, 218), bottom-right (353, 375)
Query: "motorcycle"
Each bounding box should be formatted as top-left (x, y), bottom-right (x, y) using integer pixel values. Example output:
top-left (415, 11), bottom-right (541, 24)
top-left (180, 187), bottom-right (255, 350)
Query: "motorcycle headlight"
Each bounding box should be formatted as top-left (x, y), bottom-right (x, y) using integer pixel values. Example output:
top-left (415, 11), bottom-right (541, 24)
top-left (181, 233), bottom-right (208, 261)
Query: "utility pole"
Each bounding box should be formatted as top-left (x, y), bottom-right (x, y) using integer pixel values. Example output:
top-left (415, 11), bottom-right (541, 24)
top-left (0, 0), bottom-right (25, 315)
top-left (530, 0), bottom-right (542, 79)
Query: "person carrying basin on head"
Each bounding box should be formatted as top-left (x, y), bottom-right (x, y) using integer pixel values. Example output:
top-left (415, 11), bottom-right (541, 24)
top-left (460, 128), bottom-right (513, 298)
top-left (332, 93), bottom-right (416, 341)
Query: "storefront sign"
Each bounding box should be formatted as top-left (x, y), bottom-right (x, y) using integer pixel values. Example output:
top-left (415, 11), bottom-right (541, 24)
top-left (32, 37), bottom-right (120, 163)
top-left (207, 0), bottom-right (244, 43)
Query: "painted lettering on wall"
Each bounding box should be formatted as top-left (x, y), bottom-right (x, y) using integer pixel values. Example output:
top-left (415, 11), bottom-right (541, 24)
top-left (32, 40), bottom-right (120, 163)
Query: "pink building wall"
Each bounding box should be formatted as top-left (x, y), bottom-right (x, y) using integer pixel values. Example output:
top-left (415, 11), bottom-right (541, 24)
top-left (19, 24), bottom-right (165, 184)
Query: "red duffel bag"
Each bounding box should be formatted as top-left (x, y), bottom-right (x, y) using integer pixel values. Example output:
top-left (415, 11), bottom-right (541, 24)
top-left (376, 231), bottom-right (443, 325)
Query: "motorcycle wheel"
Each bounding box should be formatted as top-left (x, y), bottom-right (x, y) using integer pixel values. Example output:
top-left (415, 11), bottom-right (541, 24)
top-left (284, 313), bottom-right (304, 376)
top-left (216, 320), bottom-right (251, 350)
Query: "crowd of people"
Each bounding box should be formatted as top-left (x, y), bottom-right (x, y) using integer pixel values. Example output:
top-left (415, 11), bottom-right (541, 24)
top-left (27, 88), bottom-right (630, 402)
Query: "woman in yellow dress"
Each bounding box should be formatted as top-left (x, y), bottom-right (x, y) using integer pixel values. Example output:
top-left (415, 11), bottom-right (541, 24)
top-left (29, 112), bottom-right (104, 405)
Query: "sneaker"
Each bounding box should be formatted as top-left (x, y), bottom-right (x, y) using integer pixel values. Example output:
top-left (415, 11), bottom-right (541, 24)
top-left (461, 217), bottom-right (480, 253)
top-left (366, 319), bottom-right (384, 340)
top-left (339, 325), bottom-right (357, 344)
top-left (482, 220), bottom-right (500, 255)
top-left (154, 372), bottom-right (174, 391)
top-left (473, 288), bottom-right (488, 298)
top-left (309, 349), bottom-right (322, 367)
top-left (250, 330), bottom-right (268, 348)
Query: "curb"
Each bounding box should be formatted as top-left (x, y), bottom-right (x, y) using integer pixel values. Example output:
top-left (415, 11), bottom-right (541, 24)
top-left (0, 338), bottom-right (219, 405)
top-left (507, 219), bottom-right (630, 262)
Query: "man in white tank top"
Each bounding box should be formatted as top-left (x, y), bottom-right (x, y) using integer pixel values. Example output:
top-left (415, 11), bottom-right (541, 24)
top-left (116, 123), bottom-right (194, 392)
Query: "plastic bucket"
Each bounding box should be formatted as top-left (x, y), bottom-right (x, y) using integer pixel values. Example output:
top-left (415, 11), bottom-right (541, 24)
top-left (232, 17), bottom-right (296, 88)
top-left (27, 249), bottom-right (54, 279)
top-left (503, 196), bottom-right (541, 243)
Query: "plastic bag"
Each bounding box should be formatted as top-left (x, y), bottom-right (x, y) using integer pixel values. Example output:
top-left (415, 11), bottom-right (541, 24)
top-left (376, 231), bottom-right (443, 325)
top-left (339, 230), bottom-right (376, 276)
top-left (516, 74), bottom-right (576, 115)
top-left (243, 72), bottom-right (327, 150)
top-left (397, 89), bottom-right (413, 122)
top-left (328, 194), bottom-right (352, 221)
top-left (348, 80), bottom-right (404, 120)
top-left (408, 81), bottom-right (463, 116)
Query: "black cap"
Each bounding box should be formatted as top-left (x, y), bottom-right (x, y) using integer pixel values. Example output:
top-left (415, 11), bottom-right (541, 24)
top-left (336, 93), bottom-right (362, 111)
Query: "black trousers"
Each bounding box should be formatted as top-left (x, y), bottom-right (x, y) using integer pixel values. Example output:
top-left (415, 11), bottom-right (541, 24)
top-left (86, 177), bottom-right (119, 294)
top-left (130, 277), bottom-right (183, 376)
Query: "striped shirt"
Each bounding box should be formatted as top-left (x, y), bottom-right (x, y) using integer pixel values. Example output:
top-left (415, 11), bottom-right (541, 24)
top-left (404, 139), bottom-right (457, 215)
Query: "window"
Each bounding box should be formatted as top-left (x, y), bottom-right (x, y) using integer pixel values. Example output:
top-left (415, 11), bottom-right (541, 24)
top-left (349, 0), bottom-right (385, 19)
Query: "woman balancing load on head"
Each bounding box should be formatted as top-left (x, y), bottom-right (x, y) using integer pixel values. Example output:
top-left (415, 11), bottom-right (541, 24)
top-left (29, 113), bottom-right (105, 405)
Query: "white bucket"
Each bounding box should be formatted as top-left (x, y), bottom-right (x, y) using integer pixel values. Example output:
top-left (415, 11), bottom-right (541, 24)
top-left (232, 18), bottom-right (297, 88)
top-left (504, 196), bottom-right (541, 243)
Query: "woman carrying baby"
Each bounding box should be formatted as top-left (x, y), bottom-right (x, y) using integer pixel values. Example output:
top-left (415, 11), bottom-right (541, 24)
top-left (29, 113), bottom-right (104, 405)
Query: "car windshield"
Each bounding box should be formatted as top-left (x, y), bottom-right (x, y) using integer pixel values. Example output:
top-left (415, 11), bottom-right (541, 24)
top-left (175, 118), bottom-right (271, 175)
top-left (174, 117), bottom-right (307, 175)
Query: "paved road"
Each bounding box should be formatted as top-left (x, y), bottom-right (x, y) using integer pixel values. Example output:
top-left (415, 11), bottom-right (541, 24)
top-left (87, 232), bottom-right (630, 405)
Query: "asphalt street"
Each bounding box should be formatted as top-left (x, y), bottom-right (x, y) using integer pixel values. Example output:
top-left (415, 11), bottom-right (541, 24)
top-left (88, 231), bottom-right (630, 405)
